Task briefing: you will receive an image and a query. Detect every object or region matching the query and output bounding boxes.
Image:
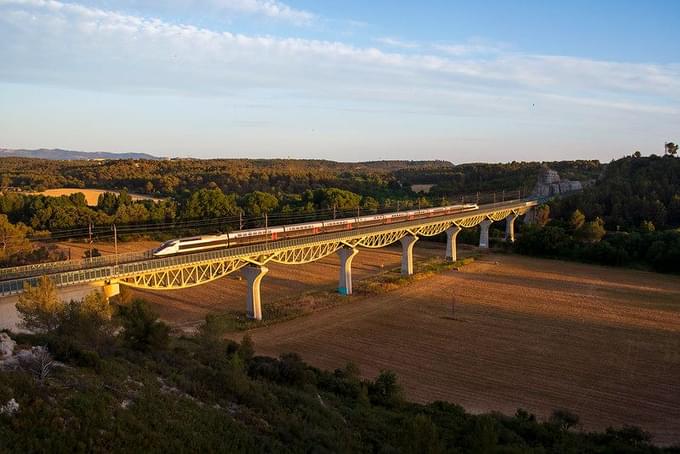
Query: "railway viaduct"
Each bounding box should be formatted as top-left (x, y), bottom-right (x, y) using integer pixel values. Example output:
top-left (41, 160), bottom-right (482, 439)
top-left (0, 199), bottom-right (537, 327)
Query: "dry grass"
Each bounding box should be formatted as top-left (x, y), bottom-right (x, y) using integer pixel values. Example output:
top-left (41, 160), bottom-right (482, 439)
top-left (26, 188), bottom-right (164, 206)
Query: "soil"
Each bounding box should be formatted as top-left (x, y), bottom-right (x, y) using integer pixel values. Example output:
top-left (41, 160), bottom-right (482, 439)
top-left (123, 240), bottom-right (680, 445)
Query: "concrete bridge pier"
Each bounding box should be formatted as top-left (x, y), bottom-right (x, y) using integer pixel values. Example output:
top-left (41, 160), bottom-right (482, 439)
top-left (337, 247), bottom-right (359, 295)
top-left (479, 219), bottom-right (492, 249)
top-left (400, 234), bottom-right (419, 276)
top-left (102, 282), bottom-right (120, 300)
top-left (242, 265), bottom-right (268, 320)
top-left (505, 213), bottom-right (518, 242)
top-left (445, 225), bottom-right (461, 262)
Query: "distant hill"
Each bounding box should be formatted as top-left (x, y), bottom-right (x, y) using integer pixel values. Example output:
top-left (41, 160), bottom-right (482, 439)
top-left (0, 148), bottom-right (160, 160)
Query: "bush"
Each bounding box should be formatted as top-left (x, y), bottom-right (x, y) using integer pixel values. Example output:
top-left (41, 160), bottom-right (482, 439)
top-left (15, 276), bottom-right (62, 333)
top-left (550, 408), bottom-right (580, 431)
top-left (400, 414), bottom-right (445, 454)
top-left (117, 299), bottom-right (170, 351)
top-left (515, 225), bottom-right (574, 258)
top-left (369, 370), bottom-right (403, 408)
top-left (515, 223), bottom-right (680, 273)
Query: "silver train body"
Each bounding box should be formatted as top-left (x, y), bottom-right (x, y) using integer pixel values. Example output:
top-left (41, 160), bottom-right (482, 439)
top-left (153, 203), bottom-right (479, 256)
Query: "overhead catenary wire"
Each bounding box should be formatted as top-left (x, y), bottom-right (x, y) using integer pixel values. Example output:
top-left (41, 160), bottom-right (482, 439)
top-left (3, 189), bottom-right (523, 244)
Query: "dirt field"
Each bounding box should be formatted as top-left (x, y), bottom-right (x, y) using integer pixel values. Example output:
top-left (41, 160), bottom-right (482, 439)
top-left (127, 241), bottom-right (680, 445)
top-left (55, 239), bottom-right (160, 259)
top-left (26, 188), bottom-right (164, 206)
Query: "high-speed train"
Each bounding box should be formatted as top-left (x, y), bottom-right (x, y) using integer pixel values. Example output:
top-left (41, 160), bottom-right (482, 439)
top-left (153, 203), bottom-right (479, 256)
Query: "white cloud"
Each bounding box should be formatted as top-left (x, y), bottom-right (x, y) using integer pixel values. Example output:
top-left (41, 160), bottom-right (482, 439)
top-left (51, 0), bottom-right (316, 25)
top-left (0, 0), bottom-right (678, 120)
top-left (433, 42), bottom-right (503, 57)
top-left (375, 36), bottom-right (419, 49)
top-left (193, 0), bottom-right (314, 24)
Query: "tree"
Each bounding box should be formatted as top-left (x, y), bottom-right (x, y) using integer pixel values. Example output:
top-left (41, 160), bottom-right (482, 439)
top-left (360, 196), bottom-right (379, 213)
top-left (118, 189), bottom-right (132, 206)
top-left (639, 220), bottom-right (655, 233)
top-left (68, 192), bottom-right (87, 207)
top-left (81, 290), bottom-right (114, 321)
top-left (665, 141), bottom-right (678, 157)
top-left (576, 217), bottom-right (606, 242)
top-left (59, 291), bottom-right (116, 352)
top-left (632, 151), bottom-right (641, 158)
top-left (19, 346), bottom-right (55, 383)
top-left (117, 299), bottom-right (169, 351)
top-left (16, 276), bottom-right (62, 332)
top-left (416, 196), bottom-right (431, 209)
top-left (550, 408), bottom-right (580, 431)
top-left (238, 334), bottom-right (255, 363)
top-left (97, 192), bottom-right (119, 215)
top-left (569, 209), bottom-right (585, 231)
top-left (184, 188), bottom-right (239, 220)
top-left (668, 194), bottom-right (680, 226)
top-left (0, 214), bottom-right (32, 262)
top-left (400, 414), bottom-right (444, 454)
top-left (534, 204), bottom-right (550, 227)
top-left (241, 191), bottom-right (279, 217)
top-left (642, 199), bottom-right (667, 228)
top-left (197, 314), bottom-right (223, 345)
top-left (369, 370), bottom-right (403, 407)
top-left (311, 188), bottom-right (361, 211)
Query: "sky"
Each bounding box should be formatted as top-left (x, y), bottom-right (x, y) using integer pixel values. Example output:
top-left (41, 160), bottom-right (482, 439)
top-left (0, 0), bottom-right (679, 162)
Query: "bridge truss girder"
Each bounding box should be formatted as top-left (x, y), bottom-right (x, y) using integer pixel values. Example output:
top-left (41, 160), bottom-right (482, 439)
top-left (117, 258), bottom-right (248, 290)
top-left (26, 203), bottom-right (533, 293)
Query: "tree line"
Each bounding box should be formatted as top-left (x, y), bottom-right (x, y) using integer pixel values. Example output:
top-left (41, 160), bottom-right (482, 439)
top-left (1, 157), bottom-right (602, 199)
top-left (513, 154), bottom-right (680, 273)
top-left (549, 154), bottom-right (680, 230)
top-left (0, 186), bottom-right (427, 265)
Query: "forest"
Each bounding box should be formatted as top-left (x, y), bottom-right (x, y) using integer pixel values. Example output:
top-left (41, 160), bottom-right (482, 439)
top-left (0, 157), bottom-right (599, 266)
top-left (0, 157), bottom-right (601, 199)
top-left (0, 279), bottom-right (673, 453)
top-left (1, 154), bottom-right (679, 274)
top-left (513, 154), bottom-right (680, 273)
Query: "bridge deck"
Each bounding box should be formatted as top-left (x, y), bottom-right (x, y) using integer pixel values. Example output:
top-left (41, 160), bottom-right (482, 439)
top-left (0, 199), bottom-right (536, 296)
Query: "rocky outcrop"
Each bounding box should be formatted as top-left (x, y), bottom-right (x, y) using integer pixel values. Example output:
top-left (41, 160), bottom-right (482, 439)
top-left (0, 398), bottom-right (19, 416)
top-left (533, 167), bottom-right (584, 197)
top-left (0, 333), bottom-right (16, 359)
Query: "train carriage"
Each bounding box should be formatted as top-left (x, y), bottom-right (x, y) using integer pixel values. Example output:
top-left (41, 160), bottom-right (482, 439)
top-left (153, 203), bottom-right (478, 256)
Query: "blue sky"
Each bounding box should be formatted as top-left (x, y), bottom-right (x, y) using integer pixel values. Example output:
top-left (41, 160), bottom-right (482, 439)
top-left (1, 0), bottom-right (678, 162)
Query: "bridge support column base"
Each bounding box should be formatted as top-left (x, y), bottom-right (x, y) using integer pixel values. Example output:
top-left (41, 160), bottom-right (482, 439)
top-left (505, 213), bottom-right (518, 242)
top-left (479, 219), bottom-right (492, 249)
top-left (242, 265), bottom-right (268, 320)
top-left (337, 247), bottom-right (358, 295)
top-left (445, 226), bottom-right (461, 262)
top-left (102, 282), bottom-right (120, 300)
top-left (400, 234), bottom-right (419, 276)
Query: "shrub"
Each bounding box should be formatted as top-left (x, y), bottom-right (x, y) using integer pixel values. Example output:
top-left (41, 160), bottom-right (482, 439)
top-left (369, 370), bottom-right (403, 408)
top-left (550, 408), bottom-right (580, 431)
top-left (117, 299), bottom-right (170, 351)
top-left (400, 414), bottom-right (444, 454)
top-left (15, 276), bottom-right (62, 333)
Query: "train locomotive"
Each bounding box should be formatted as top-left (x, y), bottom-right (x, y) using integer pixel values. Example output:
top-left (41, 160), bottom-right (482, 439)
top-left (153, 203), bottom-right (478, 256)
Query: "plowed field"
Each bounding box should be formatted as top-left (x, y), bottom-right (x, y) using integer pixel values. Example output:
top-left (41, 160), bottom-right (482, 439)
top-left (237, 254), bottom-right (680, 445)
top-left (132, 241), bottom-right (680, 445)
